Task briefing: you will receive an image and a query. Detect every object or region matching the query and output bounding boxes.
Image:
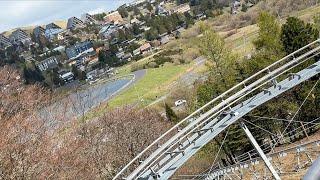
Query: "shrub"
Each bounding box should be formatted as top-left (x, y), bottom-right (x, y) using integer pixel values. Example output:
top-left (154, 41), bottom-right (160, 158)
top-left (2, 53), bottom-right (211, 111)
top-left (146, 62), bottom-right (159, 68)
top-left (154, 56), bottom-right (173, 66)
top-left (130, 62), bottom-right (145, 72)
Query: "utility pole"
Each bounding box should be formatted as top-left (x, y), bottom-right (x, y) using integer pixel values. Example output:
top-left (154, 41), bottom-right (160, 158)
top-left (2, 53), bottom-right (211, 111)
top-left (240, 121), bottom-right (281, 180)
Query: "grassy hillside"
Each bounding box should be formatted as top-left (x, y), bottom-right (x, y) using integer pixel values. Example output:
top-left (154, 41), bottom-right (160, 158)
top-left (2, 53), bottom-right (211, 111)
top-left (109, 64), bottom-right (191, 107)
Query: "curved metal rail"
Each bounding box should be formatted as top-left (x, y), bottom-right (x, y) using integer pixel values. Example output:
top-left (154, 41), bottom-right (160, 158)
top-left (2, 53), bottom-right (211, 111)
top-left (204, 121), bottom-right (320, 179)
top-left (114, 39), bottom-right (320, 179)
top-left (304, 156), bottom-right (320, 180)
top-left (206, 139), bottom-right (320, 180)
top-left (173, 120), bottom-right (320, 179)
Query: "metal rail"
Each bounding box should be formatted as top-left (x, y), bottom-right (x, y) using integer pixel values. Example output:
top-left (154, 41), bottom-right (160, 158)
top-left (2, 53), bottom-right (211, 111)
top-left (206, 138), bottom-right (320, 179)
top-left (114, 40), bottom-right (320, 179)
top-left (204, 121), bottom-right (320, 179)
top-left (303, 156), bottom-right (320, 180)
top-left (176, 121), bottom-right (320, 179)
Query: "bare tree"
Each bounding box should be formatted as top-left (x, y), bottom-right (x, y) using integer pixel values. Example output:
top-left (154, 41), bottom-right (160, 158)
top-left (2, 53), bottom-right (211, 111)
top-left (0, 66), bottom-right (50, 179)
top-left (0, 65), bottom-right (172, 179)
top-left (44, 106), bottom-right (171, 179)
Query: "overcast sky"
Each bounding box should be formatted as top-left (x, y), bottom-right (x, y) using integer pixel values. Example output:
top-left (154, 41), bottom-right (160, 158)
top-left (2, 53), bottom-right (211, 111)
top-left (0, 0), bottom-right (133, 33)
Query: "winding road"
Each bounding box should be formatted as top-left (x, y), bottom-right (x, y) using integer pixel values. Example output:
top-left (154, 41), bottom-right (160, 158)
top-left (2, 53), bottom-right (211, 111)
top-left (38, 69), bottom-right (146, 127)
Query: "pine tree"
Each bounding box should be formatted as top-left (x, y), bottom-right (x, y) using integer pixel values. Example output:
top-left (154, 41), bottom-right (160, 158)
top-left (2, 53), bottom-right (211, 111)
top-left (281, 17), bottom-right (319, 54)
top-left (98, 50), bottom-right (107, 65)
top-left (165, 103), bottom-right (178, 123)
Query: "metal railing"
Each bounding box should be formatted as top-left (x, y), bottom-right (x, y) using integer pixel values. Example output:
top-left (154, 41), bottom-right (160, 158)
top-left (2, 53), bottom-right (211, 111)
top-left (114, 39), bottom-right (320, 179)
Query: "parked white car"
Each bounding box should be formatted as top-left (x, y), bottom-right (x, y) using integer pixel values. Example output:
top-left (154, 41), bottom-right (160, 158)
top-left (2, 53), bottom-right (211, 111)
top-left (175, 99), bottom-right (187, 107)
top-left (89, 78), bottom-right (99, 85)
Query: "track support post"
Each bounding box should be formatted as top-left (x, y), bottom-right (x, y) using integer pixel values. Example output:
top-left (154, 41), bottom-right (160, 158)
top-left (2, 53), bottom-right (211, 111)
top-left (240, 122), bottom-right (281, 180)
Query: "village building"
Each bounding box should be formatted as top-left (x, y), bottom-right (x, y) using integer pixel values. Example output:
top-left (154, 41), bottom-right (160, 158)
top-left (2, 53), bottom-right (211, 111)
top-left (104, 11), bottom-right (124, 24)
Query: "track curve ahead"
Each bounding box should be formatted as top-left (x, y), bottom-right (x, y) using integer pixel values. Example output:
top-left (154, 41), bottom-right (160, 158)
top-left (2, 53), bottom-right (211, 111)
top-left (114, 40), bottom-right (320, 180)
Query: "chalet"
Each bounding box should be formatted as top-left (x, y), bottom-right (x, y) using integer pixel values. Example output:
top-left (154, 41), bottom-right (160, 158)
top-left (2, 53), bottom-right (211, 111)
top-left (81, 13), bottom-right (98, 25)
top-left (59, 70), bottom-right (74, 83)
top-left (45, 28), bottom-right (64, 41)
top-left (53, 46), bottom-right (66, 53)
top-left (116, 48), bottom-right (125, 59)
top-left (46, 23), bottom-right (61, 29)
top-left (9, 29), bottom-right (32, 45)
top-left (131, 18), bottom-right (141, 25)
top-left (140, 43), bottom-right (151, 54)
top-left (74, 50), bottom-right (97, 67)
top-left (122, 53), bottom-right (133, 61)
top-left (67, 17), bottom-right (85, 30)
top-left (160, 35), bottom-right (170, 45)
top-left (36, 56), bottom-right (59, 72)
top-left (173, 4), bottom-right (191, 14)
top-left (0, 34), bottom-right (12, 49)
top-left (99, 24), bottom-right (119, 39)
top-left (133, 48), bottom-right (141, 56)
top-left (156, 5), bottom-right (169, 16)
top-left (33, 26), bottom-right (45, 43)
top-left (104, 11), bottom-right (124, 24)
top-left (66, 40), bottom-right (94, 60)
top-left (158, 32), bottom-right (168, 38)
top-left (140, 26), bottom-right (151, 31)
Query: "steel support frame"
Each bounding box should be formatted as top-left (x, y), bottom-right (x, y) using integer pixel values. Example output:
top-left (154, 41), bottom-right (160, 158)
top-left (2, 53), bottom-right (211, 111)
top-left (240, 122), bottom-right (281, 180)
top-left (141, 60), bottom-right (320, 179)
top-left (116, 41), bottom-right (320, 179)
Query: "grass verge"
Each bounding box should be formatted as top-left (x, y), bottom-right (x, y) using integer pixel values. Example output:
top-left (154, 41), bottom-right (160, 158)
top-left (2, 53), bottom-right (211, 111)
top-left (109, 63), bottom-right (191, 108)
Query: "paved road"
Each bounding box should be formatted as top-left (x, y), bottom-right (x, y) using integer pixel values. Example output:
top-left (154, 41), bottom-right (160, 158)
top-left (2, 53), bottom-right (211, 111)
top-left (38, 70), bottom-right (147, 128)
top-left (132, 69), bottom-right (146, 84)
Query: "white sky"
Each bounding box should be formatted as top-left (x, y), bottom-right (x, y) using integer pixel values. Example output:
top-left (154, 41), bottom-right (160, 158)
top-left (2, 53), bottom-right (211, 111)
top-left (0, 0), bottom-right (133, 33)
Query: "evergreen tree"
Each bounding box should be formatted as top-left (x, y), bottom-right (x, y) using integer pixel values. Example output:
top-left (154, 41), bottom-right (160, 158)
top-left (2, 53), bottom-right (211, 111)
top-left (52, 68), bottom-right (63, 86)
top-left (165, 103), bottom-right (178, 123)
top-left (242, 12), bottom-right (285, 77)
top-left (281, 17), bottom-right (318, 54)
top-left (98, 50), bottom-right (107, 65)
top-left (224, 124), bottom-right (251, 161)
top-left (185, 12), bottom-right (195, 28)
top-left (132, 23), bottom-right (142, 35)
top-left (145, 28), bottom-right (158, 41)
top-left (23, 66), bottom-right (45, 84)
top-left (118, 29), bottom-right (127, 42)
top-left (71, 65), bottom-right (86, 81)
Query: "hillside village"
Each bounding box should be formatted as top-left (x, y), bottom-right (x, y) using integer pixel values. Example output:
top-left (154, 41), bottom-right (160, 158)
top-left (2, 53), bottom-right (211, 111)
top-left (3, 0), bottom-right (320, 179)
top-left (0, 0), bottom-right (249, 88)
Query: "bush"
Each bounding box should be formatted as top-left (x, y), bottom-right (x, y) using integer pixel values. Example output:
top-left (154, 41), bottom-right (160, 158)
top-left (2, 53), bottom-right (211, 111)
top-left (165, 103), bottom-right (178, 123)
top-left (146, 62), bottom-right (159, 68)
top-left (225, 29), bottom-right (237, 37)
top-left (179, 58), bottom-right (186, 64)
top-left (130, 62), bottom-right (145, 72)
top-left (154, 56), bottom-right (173, 66)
